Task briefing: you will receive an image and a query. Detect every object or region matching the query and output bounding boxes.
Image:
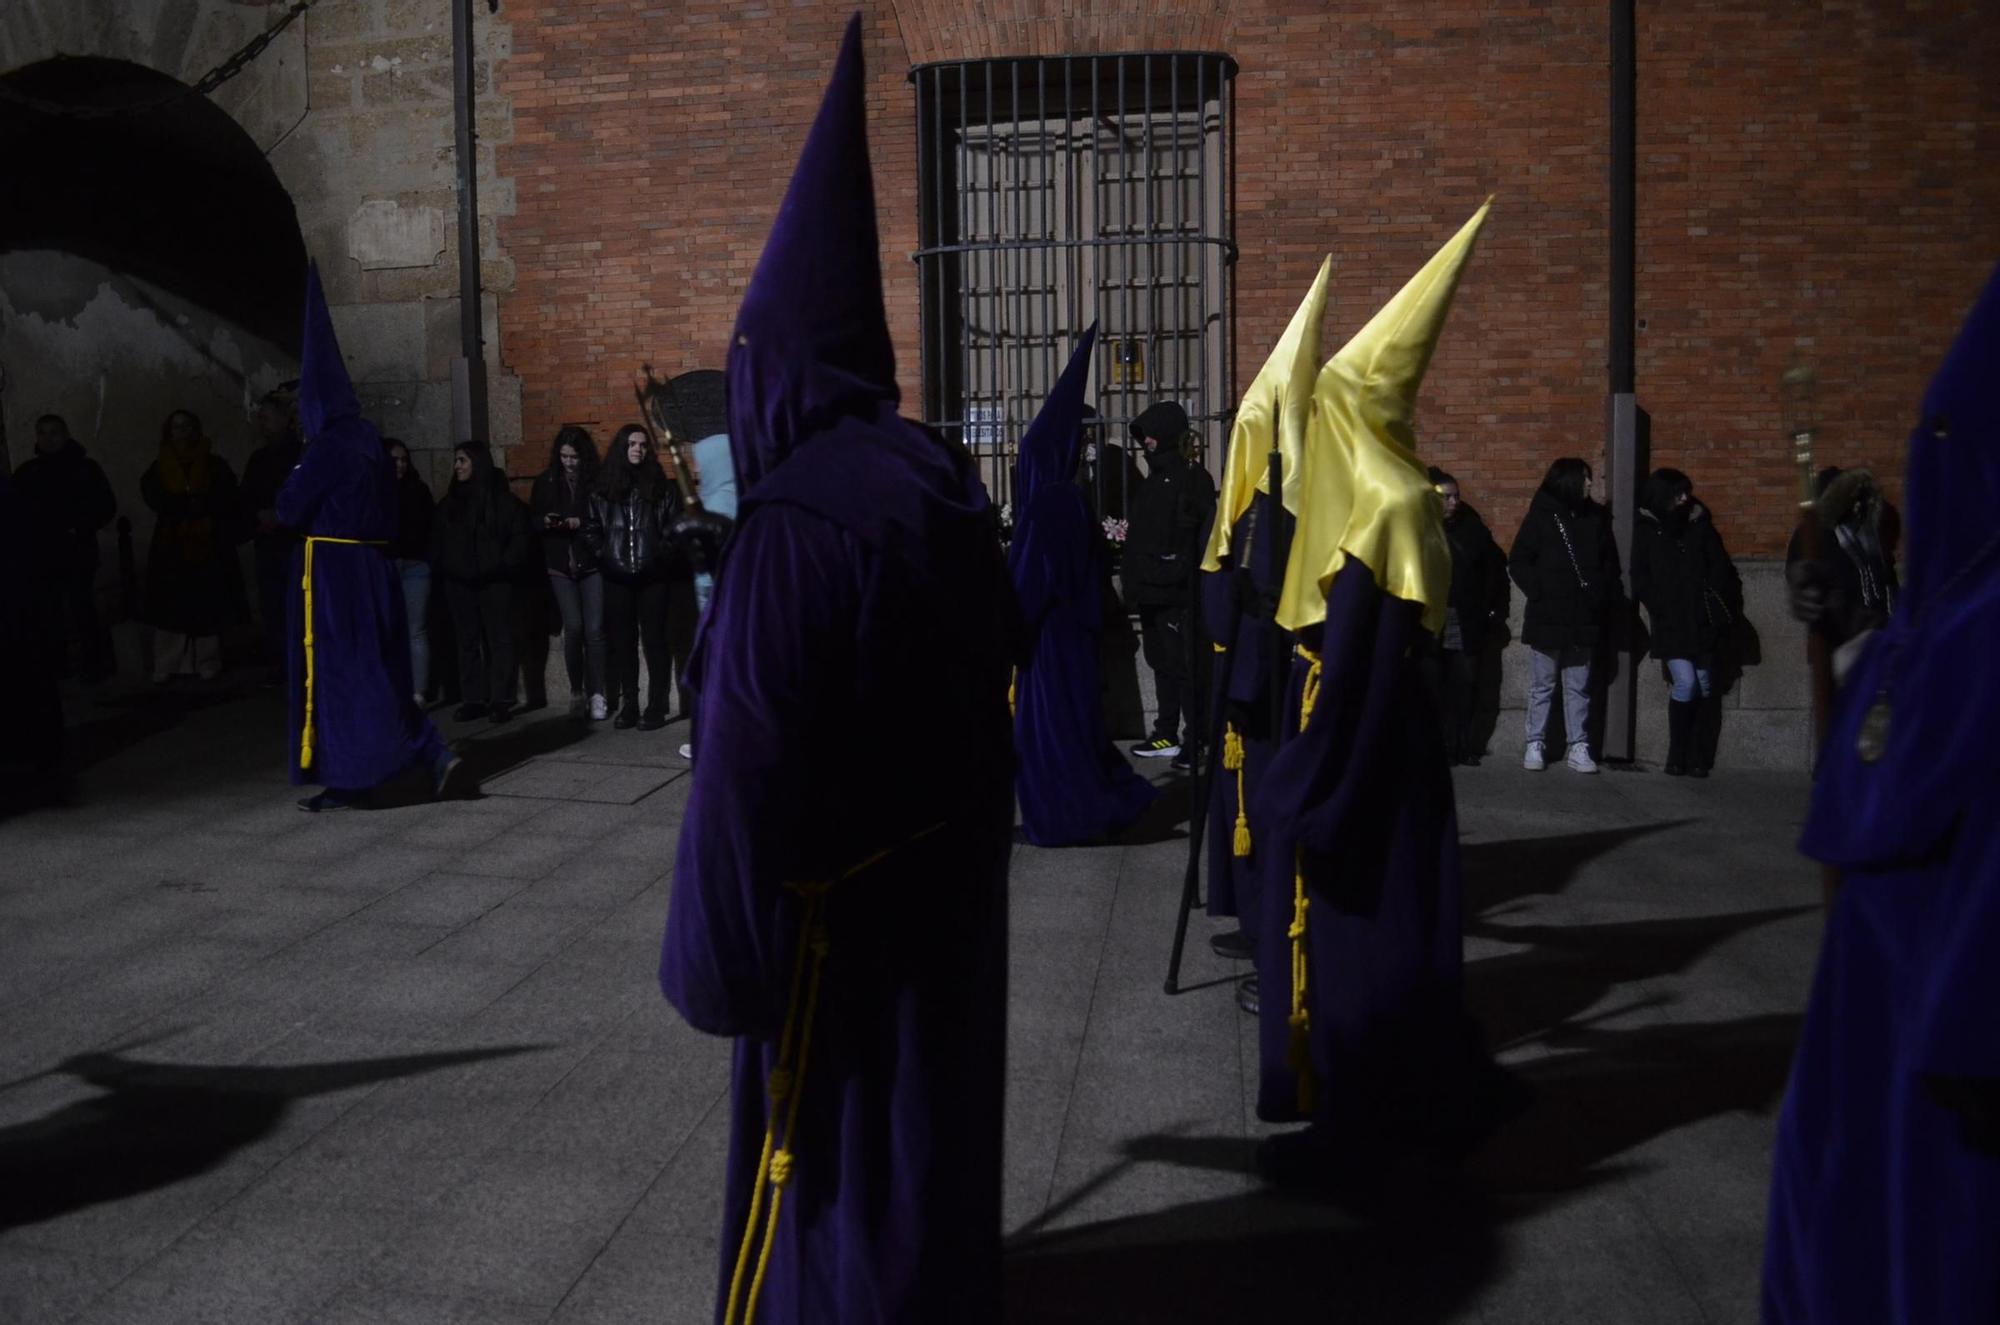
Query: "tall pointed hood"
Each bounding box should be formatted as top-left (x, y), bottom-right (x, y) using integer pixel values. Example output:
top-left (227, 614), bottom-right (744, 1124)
top-left (725, 13), bottom-right (896, 497)
top-left (1013, 323), bottom-right (1098, 512)
top-left (297, 261), bottom-right (370, 450)
top-left (1277, 201), bottom-right (1491, 633)
top-left (1203, 256), bottom-right (1330, 571)
top-left (1901, 262), bottom-right (2000, 612)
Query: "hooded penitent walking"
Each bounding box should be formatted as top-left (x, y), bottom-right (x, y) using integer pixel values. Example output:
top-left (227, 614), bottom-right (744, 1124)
top-left (1764, 265), bottom-right (2000, 1325)
top-left (1010, 323), bottom-right (1158, 846)
top-left (1251, 204), bottom-right (1512, 1182)
top-left (656, 17), bottom-right (1015, 1323)
top-left (279, 263), bottom-right (464, 811)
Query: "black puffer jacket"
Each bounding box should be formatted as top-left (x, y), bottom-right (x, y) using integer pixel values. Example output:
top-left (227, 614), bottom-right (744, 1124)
top-left (432, 448), bottom-right (530, 583)
top-left (583, 486), bottom-right (684, 579)
top-left (1631, 500), bottom-right (1742, 661)
top-left (1443, 505), bottom-right (1510, 652)
top-left (13, 439), bottom-right (117, 574)
top-left (1508, 490), bottom-right (1621, 651)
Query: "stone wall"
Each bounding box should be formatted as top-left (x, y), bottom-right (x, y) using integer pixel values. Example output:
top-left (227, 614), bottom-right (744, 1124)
top-left (1, 0), bottom-right (522, 472)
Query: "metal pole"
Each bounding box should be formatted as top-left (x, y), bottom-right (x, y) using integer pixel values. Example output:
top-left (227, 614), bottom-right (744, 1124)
top-left (1603, 0), bottom-right (1639, 762)
top-left (451, 0), bottom-right (490, 444)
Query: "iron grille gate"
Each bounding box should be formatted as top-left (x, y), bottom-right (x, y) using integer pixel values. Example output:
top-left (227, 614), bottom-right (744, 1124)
top-left (911, 53), bottom-right (1237, 530)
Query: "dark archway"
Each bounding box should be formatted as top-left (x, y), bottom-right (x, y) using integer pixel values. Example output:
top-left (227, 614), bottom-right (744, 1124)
top-left (0, 55), bottom-right (306, 351)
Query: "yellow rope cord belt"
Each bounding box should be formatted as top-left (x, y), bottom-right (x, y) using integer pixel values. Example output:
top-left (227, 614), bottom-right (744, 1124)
top-left (1289, 643), bottom-right (1325, 1115)
top-left (299, 536), bottom-right (388, 772)
top-left (723, 821), bottom-right (948, 1325)
top-left (1223, 724), bottom-right (1251, 857)
top-left (1007, 668), bottom-right (1016, 720)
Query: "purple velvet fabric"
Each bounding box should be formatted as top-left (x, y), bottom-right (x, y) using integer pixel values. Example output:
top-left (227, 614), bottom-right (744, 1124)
top-left (1011, 325), bottom-right (1157, 846)
top-left (279, 264), bottom-right (445, 791)
top-left (1248, 560), bottom-right (1477, 1147)
top-left (1766, 265), bottom-right (2000, 1324)
top-left (658, 16), bottom-right (1015, 1322)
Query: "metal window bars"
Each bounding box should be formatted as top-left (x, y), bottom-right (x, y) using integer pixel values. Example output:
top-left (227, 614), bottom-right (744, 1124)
top-left (911, 53), bottom-right (1238, 534)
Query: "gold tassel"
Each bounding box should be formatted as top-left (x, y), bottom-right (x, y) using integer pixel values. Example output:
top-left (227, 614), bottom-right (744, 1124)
top-left (1007, 668), bottom-right (1016, 719)
top-left (1286, 645), bottom-right (1325, 1114)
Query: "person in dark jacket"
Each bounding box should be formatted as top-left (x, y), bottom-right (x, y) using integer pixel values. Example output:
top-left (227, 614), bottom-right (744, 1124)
top-left (431, 439), bottom-right (528, 722)
top-left (141, 409), bottom-right (246, 683)
top-left (1422, 467), bottom-right (1509, 765)
top-left (384, 439), bottom-right (435, 705)
top-left (1122, 400), bottom-right (1217, 765)
top-left (1508, 456), bottom-right (1621, 773)
top-left (240, 388), bottom-right (303, 676)
top-left (15, 414), bottom-right (117, 683)
top-left (1079, 404), bottom-right (1145, 530)
top-left (532, 425), bottom-right (608, 720)
top-left (1631, 468), bottom-right (1743, 777)
top-left (583, 424), bottom-right (683, 730)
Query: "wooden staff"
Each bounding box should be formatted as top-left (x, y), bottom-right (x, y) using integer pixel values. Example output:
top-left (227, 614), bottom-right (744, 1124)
top-left (1790, 421), bottom-right (1840, 907)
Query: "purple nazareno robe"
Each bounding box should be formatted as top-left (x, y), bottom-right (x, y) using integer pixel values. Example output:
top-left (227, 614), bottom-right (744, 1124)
top-left (280, 263), bottom-right (446, 792)
top-left (1764, 265), bottom-right (2000, 1325)
top-left (1249, 559), bottom-right (1487, 1153)
top-left (1011, 324), bottom-right (1157, 846)
top-left (657, 16), bottom-right (1014, 1323)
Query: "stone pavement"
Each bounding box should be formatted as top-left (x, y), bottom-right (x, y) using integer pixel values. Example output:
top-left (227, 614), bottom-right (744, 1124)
top-left (0, 683), bottom-right (1822, 1323)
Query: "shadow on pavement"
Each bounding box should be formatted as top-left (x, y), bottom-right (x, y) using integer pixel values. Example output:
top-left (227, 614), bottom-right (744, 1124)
top-left (0, 1044), bottom-right (544, 1232)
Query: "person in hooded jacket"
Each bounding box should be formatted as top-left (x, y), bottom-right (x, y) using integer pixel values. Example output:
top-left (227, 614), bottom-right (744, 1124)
top-left (431, 439), bottom-right (529, 723)
top-left (583, 424), bottom-right (683, 730)
top-left (532, 425), bottom-right (607, 720)
top-left (1631, 467), bottom-right (1743, 777)
top-left (1508, 456), bottom-right (1621, 773)
top-left (15, 414), bottom-right (117, 684)
top-left (1122, 399), bottom-right (1217, 765)
top-left (1423, 467), bottom-right (1509, 765)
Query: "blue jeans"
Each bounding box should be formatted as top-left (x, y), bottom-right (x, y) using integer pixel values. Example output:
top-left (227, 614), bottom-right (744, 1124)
top-left (1665, 657), bottom-right (1712, 702)
top-left (1525, 646), bottom-right (1591, 752)
top-left (397, 558), bottom-right (431, 695)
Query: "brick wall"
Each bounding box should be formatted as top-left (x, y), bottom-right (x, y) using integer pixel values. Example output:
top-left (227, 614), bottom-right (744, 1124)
top-left (497, 0), bottom-right (1999, 557)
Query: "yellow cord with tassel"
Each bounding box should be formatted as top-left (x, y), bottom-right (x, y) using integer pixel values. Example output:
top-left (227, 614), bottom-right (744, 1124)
top-left (298, 535), bottom-right (387, 772)
top-left (722, 822), bottom-right (947, 1325)
top-left (1288, 643), bottom-right (1325, 1115)
top-left (1223, 725), bottom-right (1252, 857)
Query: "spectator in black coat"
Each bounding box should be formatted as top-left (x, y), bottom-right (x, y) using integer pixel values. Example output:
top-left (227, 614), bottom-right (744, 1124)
top-left (240, 389), bottom-right (303, 676)
top-left (531, 426), bottom-right (607, 720)
top-left (1422, 467), bottom-right (1510, 765)
top-left (1632, 468), bottom-right (1743, 777)
top-left (1508, 456), bottom-right (1621, 773)
top-left (432, 440), bottom-right (529, 722)
top-left (582, 425), bottom-right (684, 731)
top-left (14, 414), bottom-right (117, 683)
top-left (140, 409), bottom-right (246, 683)
top-left (1121, 400), bottom-right (1217, 766)
top-left (384, 439), bottom-right (435, 706)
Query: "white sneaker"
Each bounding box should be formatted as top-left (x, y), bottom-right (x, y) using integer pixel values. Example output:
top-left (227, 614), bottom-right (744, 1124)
top-left (1522, 742), bottom-right (1546, 771)
top-left (1566, 746), bottom-right (1600, 775)
top-left (590, 694), bottom-right (609, 721)
top-left (677, 743), bottom-right (693, 760)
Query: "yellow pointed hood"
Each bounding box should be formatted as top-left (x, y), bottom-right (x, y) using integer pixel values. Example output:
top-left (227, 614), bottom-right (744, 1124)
top-left (1201, 256), bottom-right (1331, 572)
top-left (1276, 200), bottom-right (1491, 634)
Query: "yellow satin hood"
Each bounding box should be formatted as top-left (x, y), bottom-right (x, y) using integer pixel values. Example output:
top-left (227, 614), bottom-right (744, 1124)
top-left (1201, 256), bottom-right (1331, 572)
top-left (1276, 200), bottom-right (1491, 634)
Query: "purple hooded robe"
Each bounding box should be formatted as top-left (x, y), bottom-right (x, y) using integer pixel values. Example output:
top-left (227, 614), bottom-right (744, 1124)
top-left (279, 263), bottom-right (447, 792)
top-left (1764, 265), bottom-right (2000, 1324)
top-left (656, 17), bottom-right (1015, 1323)
top-left (1010, 324), bottom-right (1158, 846)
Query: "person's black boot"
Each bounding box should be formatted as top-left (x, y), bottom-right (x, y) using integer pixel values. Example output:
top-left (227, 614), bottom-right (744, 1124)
top-left (1690, 697), bottom-right (1714, 778)
top-left (1664, 698), bottom-right (1694, 776)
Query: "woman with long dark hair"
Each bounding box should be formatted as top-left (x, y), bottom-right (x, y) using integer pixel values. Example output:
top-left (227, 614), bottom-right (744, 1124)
top-left (1508, 456), bottom-right (1621, 773)
top-left (532, 425), bottom-right (608, 719)
top-left (140, 408), bottom-right (245, 682)
top-left (583, 424), bottom-right (683, 729)
top-left (1632, 467), bottom-right (1742, 776)
top-left (431, 439), bottom-right (529, 722)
